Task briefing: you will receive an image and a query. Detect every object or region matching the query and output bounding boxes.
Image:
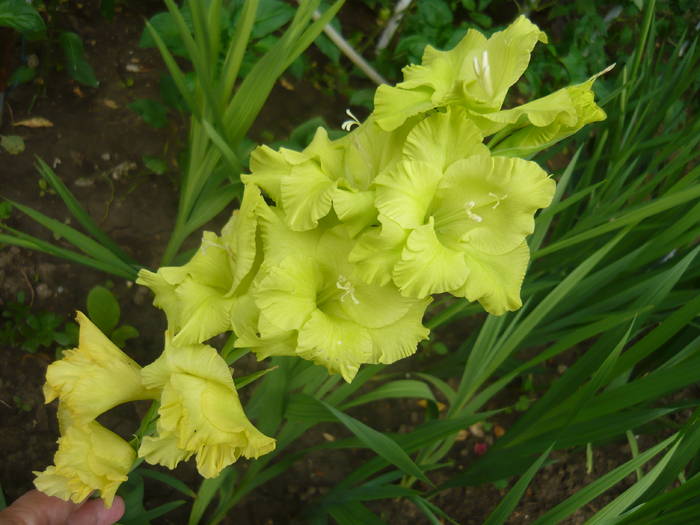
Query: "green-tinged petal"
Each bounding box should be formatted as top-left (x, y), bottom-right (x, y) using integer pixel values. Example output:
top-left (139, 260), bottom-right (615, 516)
top-left (453, 242), bottom-right (530, 315)
top-left (332, 188), bottom-right (377, 237)
top-left (338, 277), bottom-right (417, 329)
top-left (138, 434), bottom-right (192, 470)
top-left (280, 161), bottom-right (337, 231)
top-left (462, 15), bottom-right (547, 111)
top-left (469, 86), bottom-right (578, 136)
top-left (173, 278), bottom-right (236, 345)
top-left (34, 421), bottom-right (134, 507)
top-left (221, 184), bottom-right (263, 294)
top-left (374, 160), bottom-right (443, 228)
top-left (374, 84), bottom-right (435, 131)
top-left (230, 295), bottom-right (297, 359)
top-left (139, 341), bottom-right (275, 478)
top-left (349, 215), bottom-right (408, 286)
top-left (183, 231), bottom-right (232, 290)
top-left (341, 116), bottom-right (414, 187)
top-left (490, 75), bottom-right (607, 157)
top-left (393, 219), bottom-right (469, 297)
top-left (43, 312), bottom-right (156, 424)
top-left (297, 310), bottom-right (373, 382)
top-left (253, 256), bottom-right (320, 332)
top-left (304, 126), bottom-right (345, 178)
top-left (136, 268), bottom-right (185, 328)
top-left (257, 201), bottom-right (324, 266)
top-left (368, 298), bottom-right (431, 364)
top-left (403, 107), bottom-right (488, 169)
top-left (374, 17), bottom-right (546, 129)
top-left (245, 145), bottom-right (290, 203)
top-left (436, 154), bottom-right (554, 254)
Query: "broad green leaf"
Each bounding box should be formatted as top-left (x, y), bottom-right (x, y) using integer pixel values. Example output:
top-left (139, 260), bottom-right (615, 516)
top-left (86, 285), bottom-right (120, 335)
top-left (0, 0), bottom-right (45, 38)
top-left (59, 32), bottom-right (99, 87)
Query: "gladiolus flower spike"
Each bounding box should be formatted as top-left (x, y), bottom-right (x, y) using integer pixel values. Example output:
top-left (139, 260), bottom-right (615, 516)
top-left (36, 15), bottom-right (607, 504)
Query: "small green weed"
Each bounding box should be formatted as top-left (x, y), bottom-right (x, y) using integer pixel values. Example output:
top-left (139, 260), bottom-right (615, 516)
top-left (0, 292), bottom-right (77, 353)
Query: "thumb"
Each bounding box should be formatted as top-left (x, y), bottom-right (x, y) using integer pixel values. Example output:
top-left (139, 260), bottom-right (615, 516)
top-left (68, 496), bottom-right (125, 525)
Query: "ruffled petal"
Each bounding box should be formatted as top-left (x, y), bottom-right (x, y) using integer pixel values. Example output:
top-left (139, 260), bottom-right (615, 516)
top-left (34, 421), bottom-right (134, 507)
top-left (393, 219), bottom-right (469, 297)
top-left (253, 256), bottom-right (320, 332)
top-left (374, 160), bottom-right (443, 229)
top-left (368, 298), bottom-right (431, 364)
top-left (490, 74), bottom-right (607, 157)
top-left (402, 106), bottom-right (488, 169)
top-left (437, 154), bottom-right (554, 255)
top-left (374, 84), bottom-right (435, 131)
top-left (43, 312), bottom-right (155, 424)
top-left (332, 188), bottom-right (377, 237)
top-left (139, 341), bottom-right (275, 478)
top-left (348, 215), bottom-right (408, 286)
top-left (221, 184), bottom-right (264, 294)
top-left (230, 295), bottom-right (297, 360)
top-left (297, 310), bottom-right (373, 382)
top-left (453, 242), bottom-right (530, 315)
top-left (280, 161), bottom-right (337, 231)
top-left (172, 278), bottom-right (236, 345)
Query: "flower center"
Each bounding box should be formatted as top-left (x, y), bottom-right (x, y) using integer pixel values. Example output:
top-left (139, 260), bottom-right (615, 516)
top-left (488, 192), bottom-right (508, 209)
top-left (336, 275), bottom-right (360, 304)
top-left (464, 201), bottom-right (483, 223)
top-left (472, 50), bottom-right (493, 98)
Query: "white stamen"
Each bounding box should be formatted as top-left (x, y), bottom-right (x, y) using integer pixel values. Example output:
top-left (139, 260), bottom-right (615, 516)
top-left (465, 200), bottom-right (483, 223)
top-left (472, 50), bottom-right (493, 98)
top-left (336, 275), bottom-right (360, 304)
top-left (488, 192), bottom-right (508, 209)
top-left (341, 109), bottom-right (361, 131)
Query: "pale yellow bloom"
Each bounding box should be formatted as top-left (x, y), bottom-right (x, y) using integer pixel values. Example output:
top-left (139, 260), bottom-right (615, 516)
top-left (139, 336), bottom-right (275, 478)
top-left (43, 312), bottom-right (158, 424)
top-left (34, 418), bottom-right (134, 507)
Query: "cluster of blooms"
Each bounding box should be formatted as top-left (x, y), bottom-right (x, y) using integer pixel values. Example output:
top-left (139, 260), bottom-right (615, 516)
top-left (34, 16), bottom-right (605, 505)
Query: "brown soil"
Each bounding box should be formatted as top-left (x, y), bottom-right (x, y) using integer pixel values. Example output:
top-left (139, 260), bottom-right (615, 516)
top-left (0, 4), bottom-right (644, 524)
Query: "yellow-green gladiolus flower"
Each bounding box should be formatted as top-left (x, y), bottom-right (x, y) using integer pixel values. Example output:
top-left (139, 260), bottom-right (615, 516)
top-left (374, 15), bottom-right (547, 131)
top-left (43, 311), bottom-right (156, 425)
top-left (138, 337), bottom-right (275, 478)
top-left (355, 135), bottom-right (554, 313)
top-left (138, 184), bottom-right (264, 345)
top-left (253, 225), bottom-right (431, 381)
top-left (34, 419), bottom-right (135, 507)
top-left (472, 71), bottom-right (609, 157)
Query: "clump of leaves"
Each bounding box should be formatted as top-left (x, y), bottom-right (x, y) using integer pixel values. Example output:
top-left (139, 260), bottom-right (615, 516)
top-left (0, 291), bottom-right (77, 353)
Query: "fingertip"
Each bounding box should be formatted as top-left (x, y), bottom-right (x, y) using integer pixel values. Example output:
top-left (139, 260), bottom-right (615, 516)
top-left (71, 496), bottom-right (125, 525)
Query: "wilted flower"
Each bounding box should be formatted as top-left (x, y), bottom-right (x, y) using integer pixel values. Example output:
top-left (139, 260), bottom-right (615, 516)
top-left (138, 336), bottom-right (275, 478)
